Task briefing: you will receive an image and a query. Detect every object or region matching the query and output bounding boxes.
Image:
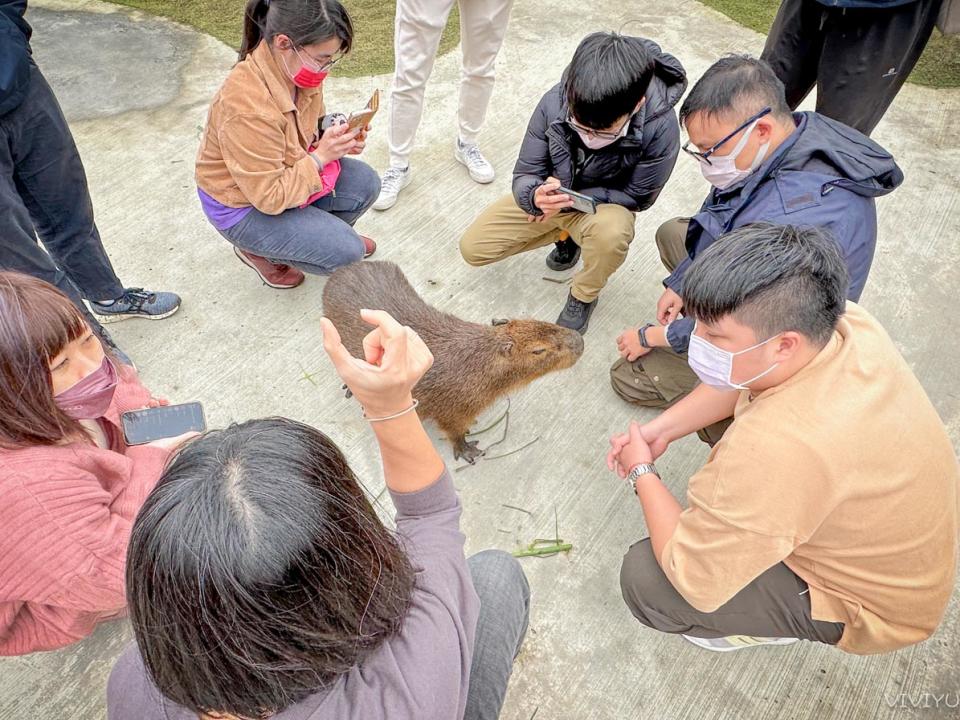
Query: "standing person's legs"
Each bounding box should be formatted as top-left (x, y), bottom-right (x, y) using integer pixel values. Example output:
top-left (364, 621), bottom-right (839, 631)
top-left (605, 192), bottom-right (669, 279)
top-left (463, 550), bottom-right (530, 720)
top-left (459, 194), bottom-right (565, 266)
top-left (816, 0), bottom-right (943, 135)
top-left (456, 0), bottom-right (515, 145)
top-left (388, 0), bottom-right (458, 169)
top-left (608, 217), bottom-right (730, 445)
top-left (620, 539), bottom-right (845, 645)
top-left (221, 205), bottom-right (366, 276)
top-left (309, 158), bottom-right (380, 227)
top-left (760, 0), bottom-right (827, 110)
top-left (5, 64), bottom-right (124, 302)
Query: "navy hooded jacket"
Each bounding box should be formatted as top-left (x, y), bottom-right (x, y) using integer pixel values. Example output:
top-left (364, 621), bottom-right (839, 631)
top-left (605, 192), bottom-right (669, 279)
top-left (665, 111), bottom-right (904, 352)
top-left (0, 1), bottom-right (31, 117)
top-left (512, 39), bottom-right (686, 216)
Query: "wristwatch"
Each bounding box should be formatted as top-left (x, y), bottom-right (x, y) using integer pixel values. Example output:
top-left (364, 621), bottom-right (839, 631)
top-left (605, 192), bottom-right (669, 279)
top-left (637, 323), bottom-right (656, 349)
top-left (626, 462), bottom-right (660, 495)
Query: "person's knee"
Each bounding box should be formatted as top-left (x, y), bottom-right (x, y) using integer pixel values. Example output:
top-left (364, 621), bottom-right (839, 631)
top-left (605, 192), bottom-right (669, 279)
top-left (459, 226), bottom-right (494, 267)
top-left (583, 207), bottom-right (635, 256)
top-left (609, 357), bottom-right (671, 408)
top-left (620, 539), bottom-right (669, 628)
top-left (469, 549), bottom-right (530, 605)
top-left (356, 161), bottom-right (381, 205)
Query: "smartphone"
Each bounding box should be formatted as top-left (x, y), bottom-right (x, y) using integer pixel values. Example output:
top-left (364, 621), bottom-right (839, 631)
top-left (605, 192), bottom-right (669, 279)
top-left (556, 186), bottom-right (597, 214)
top-left (121, 402), bottom-right (206, 446)
top-left (346, 108), bottom-right (376, 133)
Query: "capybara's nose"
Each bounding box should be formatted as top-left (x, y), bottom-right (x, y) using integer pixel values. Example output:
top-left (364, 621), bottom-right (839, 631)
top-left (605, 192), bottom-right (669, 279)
top-left (565, 330), bottom-right (585, 356)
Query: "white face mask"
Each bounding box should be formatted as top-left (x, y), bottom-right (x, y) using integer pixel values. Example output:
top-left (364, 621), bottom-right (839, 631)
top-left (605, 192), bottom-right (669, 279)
top-left (698, 118), bottom-right (770, 190)
top-left (573, 115), bottom-right (631, 150)
top-left (688, 325), bottom-right (781, 391)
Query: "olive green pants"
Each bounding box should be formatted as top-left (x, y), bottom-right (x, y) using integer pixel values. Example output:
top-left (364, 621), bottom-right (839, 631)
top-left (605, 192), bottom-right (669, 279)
top-left (609, 217), bottom-right (733, 446)
top-left (459, 194), bottom-right (636, 303)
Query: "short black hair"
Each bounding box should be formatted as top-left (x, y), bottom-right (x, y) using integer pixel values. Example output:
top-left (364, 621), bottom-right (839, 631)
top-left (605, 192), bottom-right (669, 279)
top-left (127, 418), bottom-right (414, 718)
top-left (565, 32), bottom-right (655, 130)
top-left (678, 55), bottom-right (792, 128)
top-left (682, 223), bottom-right (849, 347)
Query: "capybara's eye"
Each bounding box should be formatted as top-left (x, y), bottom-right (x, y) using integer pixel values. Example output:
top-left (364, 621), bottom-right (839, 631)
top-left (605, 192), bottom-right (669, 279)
top-left (532, 348), bottom-right (547, 355)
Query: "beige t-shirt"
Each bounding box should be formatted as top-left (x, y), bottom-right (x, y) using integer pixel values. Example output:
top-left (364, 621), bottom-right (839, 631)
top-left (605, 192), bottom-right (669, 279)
top-left (661, 303), bottom-right (959, 655)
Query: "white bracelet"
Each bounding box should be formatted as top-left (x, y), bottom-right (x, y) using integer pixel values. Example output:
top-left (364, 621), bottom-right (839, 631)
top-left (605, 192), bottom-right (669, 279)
top-left (363, 399), bottom-right (419, 422)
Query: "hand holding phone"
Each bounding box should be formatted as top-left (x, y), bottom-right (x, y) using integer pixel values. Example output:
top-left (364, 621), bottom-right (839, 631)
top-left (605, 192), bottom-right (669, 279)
top-left (556, 186), bottom-right (597, 214)
top-left (122, 402), bottom-right (206, 446)
top-left (532, 177), bottom-right (575, 221)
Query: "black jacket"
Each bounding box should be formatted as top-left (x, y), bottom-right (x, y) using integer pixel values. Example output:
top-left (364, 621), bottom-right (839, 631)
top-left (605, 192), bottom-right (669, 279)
top-left (512, 39), bottom-right (687, 216)
top-left (0, 0), bottom-right (31, 117)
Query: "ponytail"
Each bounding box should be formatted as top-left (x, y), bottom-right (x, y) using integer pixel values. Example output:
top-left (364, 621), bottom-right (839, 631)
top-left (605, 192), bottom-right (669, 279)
top-left (239, 0), bottom-right (270, 60)
top-left (237, 0), bottom-right (354, 62)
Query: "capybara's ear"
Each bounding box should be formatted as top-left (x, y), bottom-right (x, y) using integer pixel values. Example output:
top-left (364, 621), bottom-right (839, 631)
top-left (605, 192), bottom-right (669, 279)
top-left (499, 337), bottom-right (514, 355)
top-left (491, 318), bottom-right (509, 326)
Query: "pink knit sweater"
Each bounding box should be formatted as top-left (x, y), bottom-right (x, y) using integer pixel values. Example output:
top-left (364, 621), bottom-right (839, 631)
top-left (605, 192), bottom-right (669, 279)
top-left (0, 369), bottom-right (171, 655)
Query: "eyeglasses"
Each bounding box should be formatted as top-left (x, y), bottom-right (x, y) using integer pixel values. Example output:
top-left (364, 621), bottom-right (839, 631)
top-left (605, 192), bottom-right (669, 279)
top-left (681, 107), bottom-right (771, 166)
top-left (567, 115), bottom-right (631, 141)
top-left (296, 47), bottom-right (344, 73)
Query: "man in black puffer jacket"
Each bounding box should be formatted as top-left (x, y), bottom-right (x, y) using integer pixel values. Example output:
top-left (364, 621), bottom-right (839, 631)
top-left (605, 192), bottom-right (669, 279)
top-left (460, 32), bottom-right (686, 334)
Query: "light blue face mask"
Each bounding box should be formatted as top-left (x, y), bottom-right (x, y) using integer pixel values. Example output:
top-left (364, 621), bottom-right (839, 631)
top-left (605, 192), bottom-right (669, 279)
top-left (687, 324), bottom-right (780, 391)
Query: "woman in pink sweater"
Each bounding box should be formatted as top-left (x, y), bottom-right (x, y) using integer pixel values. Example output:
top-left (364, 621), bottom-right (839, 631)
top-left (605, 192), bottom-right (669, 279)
top-left (0, 272), bottom-right (190, 655)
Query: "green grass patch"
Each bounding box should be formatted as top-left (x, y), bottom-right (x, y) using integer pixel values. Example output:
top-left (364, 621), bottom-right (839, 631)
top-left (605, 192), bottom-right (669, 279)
top-left (106, 0), bottom-right (460, 78)
top-left (700, 0), bottom-right (959, 89)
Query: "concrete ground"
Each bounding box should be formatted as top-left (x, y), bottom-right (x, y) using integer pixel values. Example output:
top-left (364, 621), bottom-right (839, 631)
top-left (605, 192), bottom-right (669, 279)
top-left (2, 0), bottom-right (959, 718)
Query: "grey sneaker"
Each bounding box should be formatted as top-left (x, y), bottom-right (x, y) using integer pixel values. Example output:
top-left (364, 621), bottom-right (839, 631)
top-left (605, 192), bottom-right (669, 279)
top-left (556, 291), bottom-right (597, 335)
top-left (373, 166), bottom-right (412, 211)
top-left (455, 139), bottom-right (495, 184)
top-left (90, 288), bottom-right (181, 324)
top-left (681, 635), bottom-right (800, 653)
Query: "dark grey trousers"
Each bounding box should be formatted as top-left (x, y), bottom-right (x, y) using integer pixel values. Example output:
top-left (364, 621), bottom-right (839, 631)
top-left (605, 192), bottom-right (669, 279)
top-left (761, 0), bottom-right (943, 135)
top-left (464, 550), bottom-right (530, 720)
top-left (620, 539), bottom-right (844, 644)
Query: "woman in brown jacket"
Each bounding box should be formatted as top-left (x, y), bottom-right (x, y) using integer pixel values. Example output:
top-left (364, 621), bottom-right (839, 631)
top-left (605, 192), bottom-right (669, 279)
top-left (196, 0), bottom-right (380, 289)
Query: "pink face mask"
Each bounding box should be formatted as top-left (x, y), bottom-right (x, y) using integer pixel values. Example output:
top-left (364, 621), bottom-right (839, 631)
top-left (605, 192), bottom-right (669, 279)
top-left (54, 357), bottom-right (119, 420)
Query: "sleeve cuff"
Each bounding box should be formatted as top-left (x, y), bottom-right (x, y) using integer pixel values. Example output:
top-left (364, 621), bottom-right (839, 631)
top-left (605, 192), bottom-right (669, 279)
top-left (390, 469), bottom-right (456, 518)
top-left (666, 318), bottom-right (694, 353)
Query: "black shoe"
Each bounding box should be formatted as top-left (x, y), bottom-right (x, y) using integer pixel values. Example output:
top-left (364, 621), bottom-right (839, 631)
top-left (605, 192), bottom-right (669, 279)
top-left (556, 292), bottom-right (597, 335)
top-left (546, 238), bottom-right (581, 271)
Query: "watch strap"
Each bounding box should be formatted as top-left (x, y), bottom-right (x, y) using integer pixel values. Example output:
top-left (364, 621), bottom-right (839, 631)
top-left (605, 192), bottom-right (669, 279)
top-left (627, 462), bottom-right (660, 494)
top-left (638, 323), bottom-right (656, 349)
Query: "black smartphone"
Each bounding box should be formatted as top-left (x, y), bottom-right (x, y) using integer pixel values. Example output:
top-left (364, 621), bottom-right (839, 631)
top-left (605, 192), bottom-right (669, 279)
top-left (121, 402), bottom-right (206, 446)
top-left (556, 186), bottom-right (597, 214)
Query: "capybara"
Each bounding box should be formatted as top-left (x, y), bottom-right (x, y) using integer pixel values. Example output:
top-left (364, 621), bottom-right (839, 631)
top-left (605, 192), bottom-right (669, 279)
top-left (322, 261), bottom-right (584, 462)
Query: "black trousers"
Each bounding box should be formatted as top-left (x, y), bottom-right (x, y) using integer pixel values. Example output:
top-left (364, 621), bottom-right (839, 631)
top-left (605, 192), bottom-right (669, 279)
top-left (0, 62), bottom-right (124, 313)
top-left (761, 0), bottom-right (943, 135)
top-left (620, 539), bottom-right (845, 644)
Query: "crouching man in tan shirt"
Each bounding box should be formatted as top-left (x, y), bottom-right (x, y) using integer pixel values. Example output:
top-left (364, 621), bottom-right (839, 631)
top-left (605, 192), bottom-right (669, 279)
top-left (609, 222), bottom-right (958, 654)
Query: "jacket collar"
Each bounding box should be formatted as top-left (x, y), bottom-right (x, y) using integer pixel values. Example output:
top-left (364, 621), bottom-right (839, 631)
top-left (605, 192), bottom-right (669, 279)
top-left (249, 40), bottom-right (322, 114)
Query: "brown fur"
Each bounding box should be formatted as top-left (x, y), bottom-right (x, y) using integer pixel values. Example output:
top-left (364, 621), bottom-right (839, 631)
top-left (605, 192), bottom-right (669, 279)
top-left (322, 261), bottom-right (584, 461)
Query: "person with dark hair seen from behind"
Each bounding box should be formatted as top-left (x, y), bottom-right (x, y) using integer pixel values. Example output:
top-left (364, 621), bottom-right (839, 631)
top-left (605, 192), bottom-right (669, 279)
top-left (761, 0), bottom-right (946, 136)
top-left (610, 223), bottom-right (958, 655)
top-left (460, 31), bottom-right (686, 334)
top-left (611, 55), bottom-right (903, 442)
top-left (0, 0), bottom-right (181, 360)
top-left (106, 310), bottom-right (530, 720)
top-left (196, 0), bottom-right (380, 290)
top-left (0, 272), bottom-right (195, 656)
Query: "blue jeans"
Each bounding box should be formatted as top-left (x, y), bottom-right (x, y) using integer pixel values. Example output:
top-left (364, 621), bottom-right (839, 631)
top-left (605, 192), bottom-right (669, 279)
top-left (220, 157), bottom-right (380, 275)
top-left (464, 550), bottom-right (531, 720)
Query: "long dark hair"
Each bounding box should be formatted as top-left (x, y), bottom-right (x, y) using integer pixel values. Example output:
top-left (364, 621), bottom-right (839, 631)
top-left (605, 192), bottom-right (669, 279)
top-left (240, 0), bottom-right (354, 60)
top-left (0, 271), bottom-right (90, 448)
top-left (127, 418), bottom-right (415, 718)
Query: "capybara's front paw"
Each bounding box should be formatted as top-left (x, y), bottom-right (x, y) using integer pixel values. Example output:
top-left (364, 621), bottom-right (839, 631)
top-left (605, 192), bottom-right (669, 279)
top-left (454, 437), bottom-right (485, 464)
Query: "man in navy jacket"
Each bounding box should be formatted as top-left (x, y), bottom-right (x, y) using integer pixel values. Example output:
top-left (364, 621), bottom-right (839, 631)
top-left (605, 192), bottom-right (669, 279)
top-left (0, 0), bottom-right (180, 348)
top-left (611, 56), bottom-right (903, 442)
top-left (460, 32), bottom-right (686, 334)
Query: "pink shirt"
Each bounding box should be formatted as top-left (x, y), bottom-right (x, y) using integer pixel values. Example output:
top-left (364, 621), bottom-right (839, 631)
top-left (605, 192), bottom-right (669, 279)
top-left (0, 369), bottom-right (171, 655)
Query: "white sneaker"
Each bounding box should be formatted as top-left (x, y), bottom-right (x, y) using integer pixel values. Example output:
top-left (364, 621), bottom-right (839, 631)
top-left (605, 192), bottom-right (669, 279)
top-left (455, 139), bottom-right (495, 184)
top-left (373, 166), bottom-right (412, 211)
top-left (681, 635), bottom-right (800, 652)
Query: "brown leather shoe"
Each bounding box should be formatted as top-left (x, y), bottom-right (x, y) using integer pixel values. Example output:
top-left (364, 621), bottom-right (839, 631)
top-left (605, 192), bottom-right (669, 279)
top-left (361, 235), bottom-right (377, 258)
top-left (233, 247), bottom-right (305, 289)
